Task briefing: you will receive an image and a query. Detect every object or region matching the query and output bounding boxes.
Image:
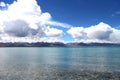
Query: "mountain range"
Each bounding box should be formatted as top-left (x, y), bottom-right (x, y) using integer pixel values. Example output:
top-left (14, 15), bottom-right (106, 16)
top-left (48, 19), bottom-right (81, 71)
top-left (0, 42), bottom-right (120, 47)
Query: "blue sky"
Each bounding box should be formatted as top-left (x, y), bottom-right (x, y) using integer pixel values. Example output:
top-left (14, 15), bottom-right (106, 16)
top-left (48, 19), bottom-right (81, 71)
top-left (37, 0), bottom-right (120, 42)
top-left (0, 0), bottom-right (120, 43)
top-left (38, 0), bottom-right (120, 27)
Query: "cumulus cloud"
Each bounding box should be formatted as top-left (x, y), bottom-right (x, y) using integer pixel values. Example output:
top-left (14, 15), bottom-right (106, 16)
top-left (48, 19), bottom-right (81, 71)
top-left (85, 22), bottom-right (113, 40)
top-left (4, 20), bottom-right (30, 37)
top-left (109, 28), bottom-right (120, 43)
top-left (67, 27), bottom-right (87, 39)
top-left (67, 22), bottom-right (120, 43)
top-left (45, 27), bottom-right (63, 37)
top-left (0, 0), bottom-right (67, 42)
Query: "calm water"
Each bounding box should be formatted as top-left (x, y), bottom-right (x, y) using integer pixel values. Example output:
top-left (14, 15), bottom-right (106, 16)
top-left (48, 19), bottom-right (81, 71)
top-left (0, 47), bottom-right (120, 80)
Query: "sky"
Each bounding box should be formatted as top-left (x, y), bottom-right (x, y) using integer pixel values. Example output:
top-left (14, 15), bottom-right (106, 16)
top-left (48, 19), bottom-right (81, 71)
top-left (0, 0), bottom-right (120, 43)
top-left (38, 0), bottom-right (120, 27)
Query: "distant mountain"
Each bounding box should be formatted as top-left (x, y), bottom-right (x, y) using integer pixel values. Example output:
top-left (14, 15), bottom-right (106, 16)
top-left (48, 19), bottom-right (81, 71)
top-left (0, 42), bottom-right (120, 47)
top-left (66, 42), bottom-right (120, 47)
top-left (0, 42), bottom-right (66, 47)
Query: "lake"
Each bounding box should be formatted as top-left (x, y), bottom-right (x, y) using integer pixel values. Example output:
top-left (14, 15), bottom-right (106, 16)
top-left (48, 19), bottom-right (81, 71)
top-left (0, 47), bottom-right (120, 80)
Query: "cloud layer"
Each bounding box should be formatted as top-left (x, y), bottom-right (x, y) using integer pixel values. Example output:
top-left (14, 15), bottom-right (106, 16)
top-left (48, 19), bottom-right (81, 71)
top-left (67, 22), bottom-right (120, 43)
top-left (0, 0), bottom-right (120, 43)
top-left (0, 0), bottom-right (68, 42)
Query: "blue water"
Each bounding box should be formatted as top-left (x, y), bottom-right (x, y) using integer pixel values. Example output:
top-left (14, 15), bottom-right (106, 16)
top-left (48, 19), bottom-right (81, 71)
top-left (0, 47), bottom-right (120, 79)
top-left (0, 47), bottom-right (120, 72)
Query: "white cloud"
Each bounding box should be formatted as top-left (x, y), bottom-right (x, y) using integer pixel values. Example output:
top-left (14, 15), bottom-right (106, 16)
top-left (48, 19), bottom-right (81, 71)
top-left (67, 27), bottom-right (87, 39)
top-left (109, 28), bottom-right (120, 43)
top-left (0, 2), bottom-right (6, 7)
top-left (4, 20), bottom-right (30, 37)
top-left (46, 21), bottom-right (72, 28)
top-left (0, 0), bottom-right (67, 42)
top-left (45, 26), bottom-right (63, 37)
top-left (85, 22), bottom-right (113, 40)
top-left (0, 0), bottom-right (120, 43)
top-left (67, 22), bottom-right (120, 43)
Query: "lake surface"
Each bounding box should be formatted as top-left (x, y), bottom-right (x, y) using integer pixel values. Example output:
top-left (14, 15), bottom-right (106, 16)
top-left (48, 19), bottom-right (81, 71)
top-left (0, 47), bottom-right (120, 80)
